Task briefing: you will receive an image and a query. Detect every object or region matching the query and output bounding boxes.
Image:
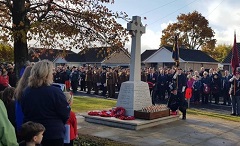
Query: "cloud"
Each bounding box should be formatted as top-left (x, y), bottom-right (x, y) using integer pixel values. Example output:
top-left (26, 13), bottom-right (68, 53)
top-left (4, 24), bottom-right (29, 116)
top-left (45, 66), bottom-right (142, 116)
top-left (125, 27), bottom-right (166, 53)
top-left (191, 0), bottom-right (240, 45)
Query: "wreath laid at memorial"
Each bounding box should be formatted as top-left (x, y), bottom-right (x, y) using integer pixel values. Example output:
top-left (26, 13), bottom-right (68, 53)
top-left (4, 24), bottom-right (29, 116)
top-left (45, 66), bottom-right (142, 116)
top-left (88, 107), bottom-right (135, 120)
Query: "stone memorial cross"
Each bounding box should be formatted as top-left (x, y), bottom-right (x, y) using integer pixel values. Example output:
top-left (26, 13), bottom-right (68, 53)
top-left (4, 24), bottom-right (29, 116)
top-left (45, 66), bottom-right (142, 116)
top-left (116, 16), bottom-right (151, 116)
top-left (127, 16), bottom-right (145, 82)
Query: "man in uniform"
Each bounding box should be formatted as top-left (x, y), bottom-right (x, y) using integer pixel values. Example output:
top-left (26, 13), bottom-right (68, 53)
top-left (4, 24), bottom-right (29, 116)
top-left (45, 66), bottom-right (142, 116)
top-left (171, 68), bottom-right (187, 119)
top-left (229, 67), bottom-right (240, 116)
top-left (100, 68), bottom-right (107, 96)
top-left (106, 68), bottom-right (116, 98)
top-left (86, 66), bottom-right (93, 94)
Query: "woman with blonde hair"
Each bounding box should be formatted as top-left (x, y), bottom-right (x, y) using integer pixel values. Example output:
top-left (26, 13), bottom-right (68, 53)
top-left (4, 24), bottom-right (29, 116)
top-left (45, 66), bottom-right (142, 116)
top-left (21, 60), bottom-right (70, 146)
top-left (15, 66), bottom-right (32, 100)
top-left (14, 66), bottom-right (32, 140)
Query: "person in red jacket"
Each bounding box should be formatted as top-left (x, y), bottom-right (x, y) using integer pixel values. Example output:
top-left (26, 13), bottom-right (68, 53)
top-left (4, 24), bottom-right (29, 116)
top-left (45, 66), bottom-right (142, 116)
top-left (64, 92), bottom-right (77, 146)
top-left (0, 69), bottom-right (9, 91)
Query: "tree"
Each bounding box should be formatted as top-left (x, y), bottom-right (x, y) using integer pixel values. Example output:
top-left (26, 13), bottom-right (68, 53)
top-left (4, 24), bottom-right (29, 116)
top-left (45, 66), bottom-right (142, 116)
top-left (161, 11), bottom-right (216, 50)
top-left (202, 44), bottom-right (231, 62)
top-left (0, 0), bottom-right (128, 79)
top-left (0, 43), bottom-right (14, 62)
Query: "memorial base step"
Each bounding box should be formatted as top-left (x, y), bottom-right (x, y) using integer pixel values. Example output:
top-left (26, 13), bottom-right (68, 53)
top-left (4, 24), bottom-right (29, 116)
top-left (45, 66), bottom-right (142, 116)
top-left (83, 114), bottom-right (179, 130)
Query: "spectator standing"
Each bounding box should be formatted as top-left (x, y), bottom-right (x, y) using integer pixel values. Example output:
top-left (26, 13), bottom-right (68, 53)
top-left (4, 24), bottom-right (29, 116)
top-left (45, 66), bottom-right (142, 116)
top-left (229, 68), bottom-right (240, 116)
top-left (7, 65), bottom-right (17, 87)
top-left (0, 99), bottom-right (18, 146)
top-left (85, 66), bottom-right (93, 94)
top-left (21, 60), bottom-right (70, 146)
top-left (211, 73), bottom-right (221, 104)
top-left (70, 66), bottom-right (79, 93)
top-left (0, 68), bottom-right (9, 91)
top-left (79, 67), bottom-right (86, 92)
top-left (222, 70), bottom-right (232, 105)
top-left (14, 66), bottom-right (32, 140)
top-left (100, 68), bottom-right (107, 96)
top-left (193, 76), bottom-right (202, 104)
top-left (1, 87), bottom-right (16, 130)
top-left (201, 71), bottom-right (211, 104)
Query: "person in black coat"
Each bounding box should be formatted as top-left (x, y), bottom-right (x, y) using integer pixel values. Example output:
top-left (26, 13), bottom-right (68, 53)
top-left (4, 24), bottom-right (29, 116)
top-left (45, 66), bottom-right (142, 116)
top-left (222, 70), bottom-right (232, 105)
top-left (167, 79), bottom-right (187, 120)
top-left (211, 73), bottom-right (221, 104)
top-left (147, 68), bottom-right (158, 95)
top-left (156, 69), bottom-right (167, 102)
top-left (192, 75), bottom-right (202, 104)
top-left (201, 71), bottom-right (211, 104)
top-left (21, 60), bottom-right (70, 146)
top-left (100, 68), bottom-right (107, 96)
top-left (70, 66), bottom-right (79, 93)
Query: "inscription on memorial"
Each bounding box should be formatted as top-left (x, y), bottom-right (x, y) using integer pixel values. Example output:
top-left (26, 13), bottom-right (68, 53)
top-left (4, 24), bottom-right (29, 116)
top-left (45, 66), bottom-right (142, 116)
top-left (117, 83), bottom-right (133, 109)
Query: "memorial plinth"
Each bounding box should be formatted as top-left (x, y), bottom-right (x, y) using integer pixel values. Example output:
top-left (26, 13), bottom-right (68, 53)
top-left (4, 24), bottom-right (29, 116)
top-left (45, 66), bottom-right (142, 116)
top-left (84, 114), bottom-right (179, 130)
top-left (116, 81), bottom-right (152, 116)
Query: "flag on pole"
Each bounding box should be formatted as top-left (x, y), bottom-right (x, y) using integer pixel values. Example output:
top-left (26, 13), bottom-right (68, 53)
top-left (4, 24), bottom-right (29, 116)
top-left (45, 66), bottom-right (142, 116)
top-left (231, 31), bottom-right (239, 75)
top-left (172, 36), bottom-right (179, 67)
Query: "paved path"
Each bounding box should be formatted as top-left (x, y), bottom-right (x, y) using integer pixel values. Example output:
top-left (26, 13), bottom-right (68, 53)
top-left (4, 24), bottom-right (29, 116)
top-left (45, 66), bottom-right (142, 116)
top-left (77, 114), bottom-right (240, 146)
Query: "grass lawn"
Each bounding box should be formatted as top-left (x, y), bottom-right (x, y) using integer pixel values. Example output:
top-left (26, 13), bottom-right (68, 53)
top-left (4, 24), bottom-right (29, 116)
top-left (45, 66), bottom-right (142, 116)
top-left (72, 96), bottom-right (117, 113)
top-left (188, 109), bottom-right (240, 122)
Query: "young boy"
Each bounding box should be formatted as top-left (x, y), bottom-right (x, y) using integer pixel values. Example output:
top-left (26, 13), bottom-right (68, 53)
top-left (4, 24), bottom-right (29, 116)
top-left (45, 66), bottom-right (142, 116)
top-left (64, 92), bottom-right (77, 146)
top-left (19, 121), bottom-right (45, 146)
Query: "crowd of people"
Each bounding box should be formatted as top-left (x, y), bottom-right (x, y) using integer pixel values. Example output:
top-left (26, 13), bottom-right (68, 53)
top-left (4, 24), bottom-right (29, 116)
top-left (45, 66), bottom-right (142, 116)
top-left (51, 64), bottom-right (239, 116)
top-left (1, 60), bottom-right (240, 145)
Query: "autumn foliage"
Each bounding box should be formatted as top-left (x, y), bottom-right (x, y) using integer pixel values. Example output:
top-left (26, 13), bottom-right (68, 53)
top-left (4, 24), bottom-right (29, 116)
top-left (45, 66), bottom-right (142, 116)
top-left (0, 0), bottom-right (129, 78)
top-left (161, 11), bottom-right (216, 50)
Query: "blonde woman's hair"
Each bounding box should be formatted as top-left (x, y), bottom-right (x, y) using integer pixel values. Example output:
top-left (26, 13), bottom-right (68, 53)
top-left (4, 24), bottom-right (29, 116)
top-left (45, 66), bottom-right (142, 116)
top-left (28, 60), bottom-right (53, 88)
top-left (15, 66), bottom-right (32, 100)
top-left (187, 74), bottom-right (192, 79)
top-left (64, 92), bottom-right (73, 103)
top-left (203, 71), bottom-right (208, 75)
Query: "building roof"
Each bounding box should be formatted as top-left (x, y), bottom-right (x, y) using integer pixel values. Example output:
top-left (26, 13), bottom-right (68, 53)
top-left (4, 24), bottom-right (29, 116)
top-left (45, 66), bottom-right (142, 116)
top-left (28, 48), bottom-right (82, 62)
top-left (164, 46), bottom-right (218, 63)
top-left (28, 47), bottom-right (130, 63)
top-left (141, 49), bottom-right (158, 61)
top-left (141, 46), bottom-right (218, 63)
top-left (77, 47), bottom-right (112, 62)
top-left (222, 43), bottom-right (240, 64)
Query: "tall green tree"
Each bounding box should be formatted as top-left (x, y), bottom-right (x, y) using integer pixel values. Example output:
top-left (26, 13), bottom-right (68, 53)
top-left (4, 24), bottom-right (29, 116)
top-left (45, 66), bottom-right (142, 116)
top-left (0, 0), bottom-right (128, 79)
top-left (0, 43), bottom-right (14, 62)
top-left (161, 11), bottom-right (216, 50)
top-left (202, 44), bottom-right (231, 62)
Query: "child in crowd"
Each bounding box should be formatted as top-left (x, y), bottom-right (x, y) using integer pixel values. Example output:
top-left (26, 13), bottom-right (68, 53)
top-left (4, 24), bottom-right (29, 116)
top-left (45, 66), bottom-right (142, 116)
top-left (19, 121), bottom-right (45, 146)
top-left (64, 92), bottom-right (77, 146)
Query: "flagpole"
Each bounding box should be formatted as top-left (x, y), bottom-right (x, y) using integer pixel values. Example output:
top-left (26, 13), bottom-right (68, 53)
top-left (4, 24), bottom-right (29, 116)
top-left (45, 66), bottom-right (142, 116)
top-left (234, 79), bottom-right (236, 95)
top-left (231, 31), bottom-right (238, 95)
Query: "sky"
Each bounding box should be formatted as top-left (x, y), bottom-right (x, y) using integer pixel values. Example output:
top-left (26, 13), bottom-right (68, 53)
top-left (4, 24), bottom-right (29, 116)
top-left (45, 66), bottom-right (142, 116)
top-left (105, 0), bottom-right (240, 53)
